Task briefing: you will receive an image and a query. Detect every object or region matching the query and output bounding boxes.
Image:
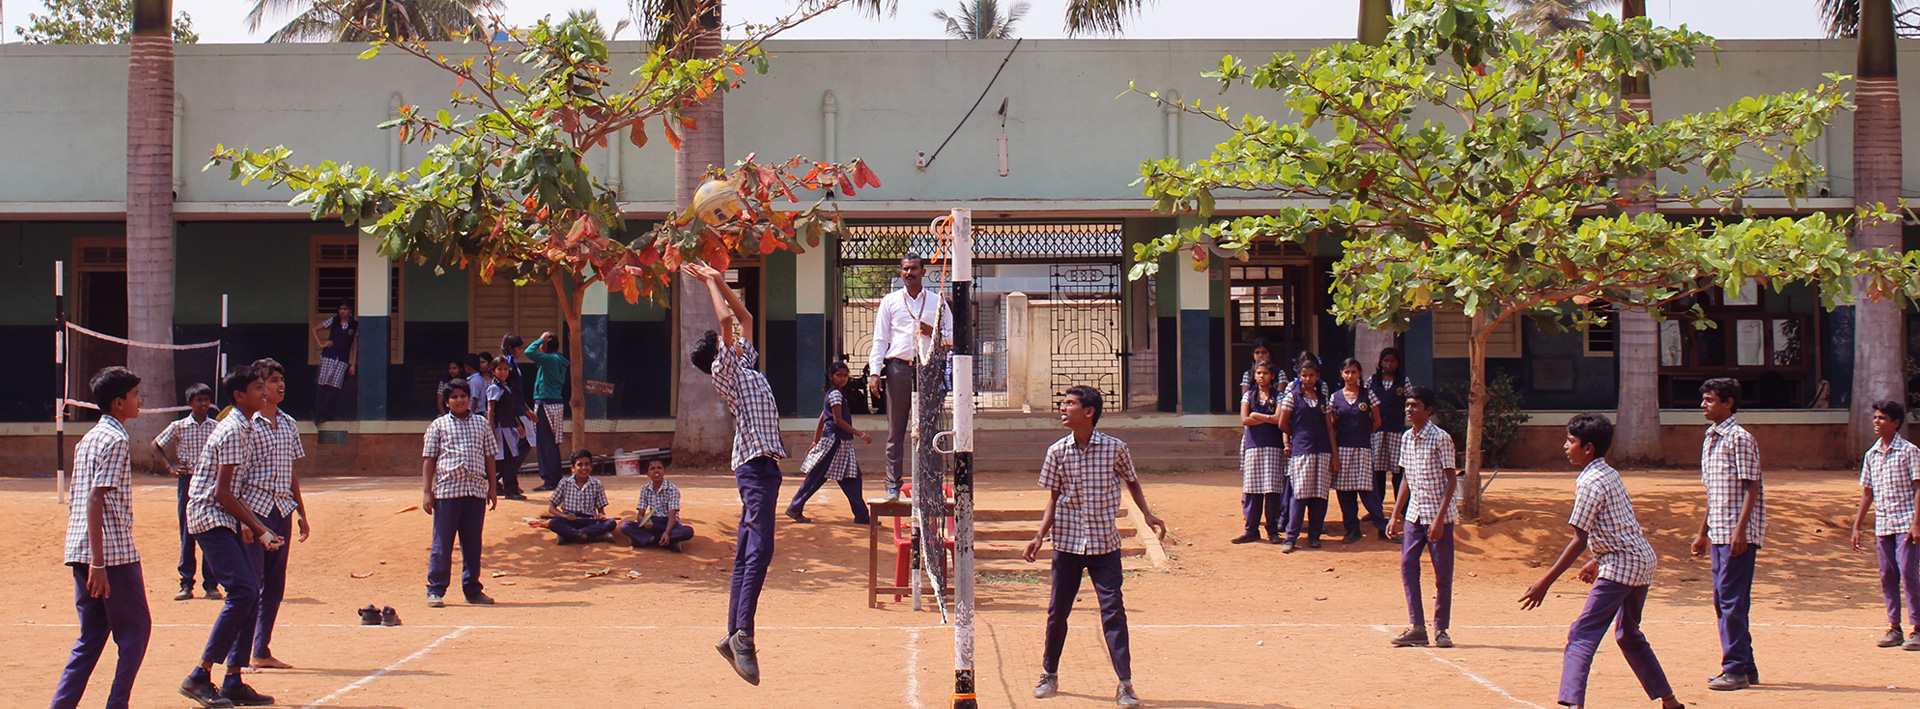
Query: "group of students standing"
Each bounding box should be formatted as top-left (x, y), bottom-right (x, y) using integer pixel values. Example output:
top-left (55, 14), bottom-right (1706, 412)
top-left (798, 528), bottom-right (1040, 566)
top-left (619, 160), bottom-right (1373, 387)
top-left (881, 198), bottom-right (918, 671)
top-left (438, 331), bottom-right (570, 500)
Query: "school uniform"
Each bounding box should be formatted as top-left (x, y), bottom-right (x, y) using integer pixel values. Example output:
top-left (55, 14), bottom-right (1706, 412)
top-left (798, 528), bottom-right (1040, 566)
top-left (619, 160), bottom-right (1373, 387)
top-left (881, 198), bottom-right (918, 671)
top-left (156, 413), bottom-right (218, 594)
top-left (1039, 431), bottom-right (1138, 681)
top-left (523, 341), bottom-right (570, 489)
top-left (247, 410), bottom-right (305, 661)
top-left (1860, 436), bottom-right (1920, 630)
top-left (789, 389), bottom-right (871, 524)
top-left (315, 315), bottom-right (355, 423)
top-left (1282, 383), bottom-right (1334, 542)
top-left (1240, 390), bottom-right (1290, 539)
top-left (1700, 415), bottom-right (1765, 680)
top-left (186, 411), bottom-right (265, 670)
top-left (1369, 372), bottom-right (1410, 496)
top-left (1331, 387), bottom-right (1388, 537)
top-left (422, 411), bottom-right (499, 599)
top-left (486, 379), bottom-right (530, 498)
top-left (1558, 459), bottom-right (1673, 706)
top-left (52, 415), bottom-right (151, 709)
top-left (620, 479), bottom-right (696, 547)
top-left (709, 338), bottom-right (787, 636)
top-left (547, 476), bottom-right (616, 542)
top-left (1399, 421), bottom-right (1458, 632)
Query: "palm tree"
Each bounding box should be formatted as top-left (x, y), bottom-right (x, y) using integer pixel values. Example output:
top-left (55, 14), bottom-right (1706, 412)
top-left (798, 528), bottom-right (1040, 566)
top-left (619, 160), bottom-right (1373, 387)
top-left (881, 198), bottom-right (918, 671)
top-left (126, 0), bottom-right (178, 467)
top-left (1611, 0), bottom-right (1661, 464)
top-left (630, 0), bottom-right (734, 465)
top-left (932, 0), bottom-right (1029, 39)
top-left (245, 0), bottom-right (501, 43)
top-left (1825, 0), bottom-right (1908, 452)
top-left (1501, 0), bottom-right (1617, 35)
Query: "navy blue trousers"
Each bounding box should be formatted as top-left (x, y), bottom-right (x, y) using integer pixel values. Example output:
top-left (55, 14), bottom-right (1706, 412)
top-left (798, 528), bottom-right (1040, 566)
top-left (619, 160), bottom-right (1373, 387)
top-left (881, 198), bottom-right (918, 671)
top-left (50, 562), bottom-right (151, 709)
top-left (175, 475), bottom-right (214, 590)
top-left (728, 457), bottom-right (781, 635)
top-left (426, 497), bottom-right (487, 598)
top-left (620, 518), bottom-right (695, 547)
top-left (1558, 580), bottom-right (1673, 706)
top-left (252, 511), bottom-right (291, 658)
top-left (548, 517), bottom-right (616, 542)
top-left (193, 527), bottom-right (261, 667)
top-left (534, 399), bottom-right (564, 487)
top-left (788, 462), bottom-right (870, 524)
top-left (1710, 544), bottom-right (1760, 677)
top-left (1241, 492), bottom-right (1285, 534)
top-left (1042, 550), bottom-right (1132, 681)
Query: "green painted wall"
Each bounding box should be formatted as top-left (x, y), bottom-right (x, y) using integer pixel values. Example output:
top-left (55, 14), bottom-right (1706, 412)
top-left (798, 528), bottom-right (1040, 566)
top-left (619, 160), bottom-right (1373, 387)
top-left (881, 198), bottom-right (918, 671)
top-left (0, 223), bottom-right (90, 326)
top-left (176, 222), bottom-right (327, 324)
top-left (764, 250), bottom-right (797, 320)
top-left (402, 260), bottom-right (469, 321)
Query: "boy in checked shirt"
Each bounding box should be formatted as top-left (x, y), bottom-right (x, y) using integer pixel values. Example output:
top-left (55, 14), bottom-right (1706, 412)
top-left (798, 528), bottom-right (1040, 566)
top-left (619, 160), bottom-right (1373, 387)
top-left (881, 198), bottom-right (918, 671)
top-left (244, 359), bottom-right (310, 670)
top-left (545, 449), bottom-right (616, 544)
top-left (51, 367), bottom-right (150, 709)
top-left (1849, 400), bottom-right (1920, 651)
top-left (153, 382), bottom-right (219, 602)
top-left (1387, 386), bottom-right (1459, 649)
top-left (421, 379), bottom-right (498, 608)
top-left (1692, 378), bottom-right (1764, 691)
top-left (1519, 414), bottom-right (1684, 709)
top-left (1024, 385), bottom-right (1167, 709)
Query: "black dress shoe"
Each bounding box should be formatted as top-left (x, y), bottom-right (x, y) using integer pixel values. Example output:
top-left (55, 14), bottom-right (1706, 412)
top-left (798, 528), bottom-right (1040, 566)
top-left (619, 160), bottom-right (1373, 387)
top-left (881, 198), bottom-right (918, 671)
top-left (358, 604), bottom-right (381, 625)
top-left (1230, 531), bottom-right (1261, 544)
top-left (786, 507), bottom-right (810, 524)
top-left (381, 606), bottom-right (403, 626)
top-left (1341, 530), bottom-right (1363, 544)
top-left (178, 675), bottom-right (234, 708)
top-left (221, 681), bottom-right (275, 707)
top-left (1307, 536), bottom-right (1323, 549)
top-left (465, 592), bottom-right (496, 605)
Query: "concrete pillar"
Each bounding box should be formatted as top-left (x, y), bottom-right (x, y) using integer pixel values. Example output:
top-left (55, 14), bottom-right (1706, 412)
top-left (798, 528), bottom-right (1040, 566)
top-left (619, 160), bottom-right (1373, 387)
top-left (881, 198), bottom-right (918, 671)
top-left (583, 280), bottom-right (609, 419)
top-left (1006, 292), bottom-right (1029, 410)
top-left (1176, 216), bottom-right (1213, 414)
top-left (796, 241), bottom-right (828, 417)
top-left (354, 230), bottom-right (388, 421)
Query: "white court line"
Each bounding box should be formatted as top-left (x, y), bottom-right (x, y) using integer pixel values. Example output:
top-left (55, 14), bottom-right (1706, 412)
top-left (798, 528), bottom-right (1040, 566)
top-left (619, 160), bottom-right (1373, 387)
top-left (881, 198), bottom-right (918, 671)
top-left (16, 619), bottom-right (1894, 632)
top-left (1371, 625), bottom-right (1548, 709)
top-left (298, 625), bottom-right (473, 709)
top-left (307, 479), bottom-right (387, 495)
top-left (906, 627), bottom-right (924, 709)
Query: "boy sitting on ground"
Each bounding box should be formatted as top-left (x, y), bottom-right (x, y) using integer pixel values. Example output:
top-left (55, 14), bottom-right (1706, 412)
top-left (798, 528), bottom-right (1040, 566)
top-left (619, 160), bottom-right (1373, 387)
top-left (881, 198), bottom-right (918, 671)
top-left (620, 459), bottom-right (694, 552)
top-left (546, 450), bottom-right (615, 545)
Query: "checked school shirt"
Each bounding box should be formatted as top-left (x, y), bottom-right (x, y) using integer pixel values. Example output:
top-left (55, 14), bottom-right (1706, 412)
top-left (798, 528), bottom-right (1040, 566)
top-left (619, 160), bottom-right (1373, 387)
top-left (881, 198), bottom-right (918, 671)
top-left (550, 476), bottom-right (609, 518)
top-left (63, 415), bottom-right (139, 567)
top-left (245, 410), bottom-right (305, 518)
top-left (423, 411), bottom-right (499, 499)
top-left (155, 413), bottom-right (216, 473)
top-left (710, 338), bottom-right (786, 471)
top-left (187, 410), bottom-right (260, 535)
top-left (1570, 459), bottom-right (1658, 587)
top-left (1861, 436), bottom-right (1920, 537)
top-left (1039, 431), bottom-right (1138, 556)
top-left (1701, 416), bottom-right (1766, 545)
top-left (1400, 422), bottom-right (1459, 525)
top-left (637, 479), bottom-right (682, 524)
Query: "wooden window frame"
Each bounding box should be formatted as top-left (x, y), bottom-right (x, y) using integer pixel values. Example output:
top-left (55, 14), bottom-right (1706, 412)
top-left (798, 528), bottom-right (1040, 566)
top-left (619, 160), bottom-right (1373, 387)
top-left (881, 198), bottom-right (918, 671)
top-left (1432, 309), bottom-right (1523, 359)
top-left (310, 236), bottom-right (404, 365)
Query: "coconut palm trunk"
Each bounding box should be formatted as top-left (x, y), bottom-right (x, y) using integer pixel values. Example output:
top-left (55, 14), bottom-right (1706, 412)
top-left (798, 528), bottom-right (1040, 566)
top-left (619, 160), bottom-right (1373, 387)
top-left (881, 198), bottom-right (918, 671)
top-left (127, 0), bottom-right (177, 468)
top-left (1612, 0), bottom-right (1662, 464)
top-left (671, 2), bottom-right (735, 465)
top-left (1849, 0), bottom-right (1906, 453)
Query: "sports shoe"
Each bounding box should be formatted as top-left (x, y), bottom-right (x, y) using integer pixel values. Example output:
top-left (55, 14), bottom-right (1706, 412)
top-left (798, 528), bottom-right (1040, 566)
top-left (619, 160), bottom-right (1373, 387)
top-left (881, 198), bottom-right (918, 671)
top-left (531, 484), bottom-right (557, 493)
top-left (1390, 626), bottom-right (1429, 647)
top-left (884, 482), bottom-right (901, 502)
top-left (465, 592), bottom-right (495, 605)
top-left (358, 605), bottom-right (381, 626)
top-left (1879, 627), bottom-right (1906, 648)
top-left (1307, 536), bottom-right (1323, 549)
top-left (1032, 672), bottom-right (1059, 699)
top-left (1341, 530), bottom-right (1362, 544)
top-left (220, 680), bottom-right (274, 707)
top-left (426, 594), bottom-right (445, 608)
top-left (178, 673), bottom-right (234, 708)
top-left (1706, 672), bottom-right (1751, 691)
top-left (716, 630), bottom-right (761, 685)
top-left (381, 606), bottom-right (403, 627)
top-left (1905, 631), bottom-right (1920, 651)
top-left (1434, 630), bottom-right (1453, 648)
top-left (174, 586), bottom-right (194, 602)
top-left (205, 586), bottom-right (224, 601)
top-left (1115, 680), bottom-right (1141, 708)
top-left (786, 507), bottom-right (810, 524)
top-left (1280, 540), bottom-right (1297, 554)
top-left (503, 492), bottom-right (527, 501)
top-left (1230, 531), bottom-right (1261, 544)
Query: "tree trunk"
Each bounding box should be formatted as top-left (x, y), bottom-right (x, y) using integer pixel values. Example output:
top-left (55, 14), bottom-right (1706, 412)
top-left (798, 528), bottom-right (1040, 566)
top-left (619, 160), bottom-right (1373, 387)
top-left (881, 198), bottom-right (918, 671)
top-left (1850, 0), bottom-right (1906, 454)
top-left (1612, 22), bottom-right (1663, 464)
top-left (1353, 326), bottom-right (1395, 380)
top-left (1462, 312), bottom-right (1488, 521)
top-left (671, 4), bottom-right (733, 466)
top-left (560, 280), bottom-right (589, 454)
top-left (126, 0), bottom-right (176, 470)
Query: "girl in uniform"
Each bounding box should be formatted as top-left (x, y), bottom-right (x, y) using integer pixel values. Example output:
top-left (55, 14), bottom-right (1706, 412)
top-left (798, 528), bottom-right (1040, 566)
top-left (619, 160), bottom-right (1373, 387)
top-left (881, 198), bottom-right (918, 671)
top-left (1234, 360), bottom-right (1291, 544)
top-left (1241, 339), bottom-right (1277, 397)
top-left (1331, 358), bottom-right (1388, 543)
top-left (788, 361), bottom-right (873, 524)
top-left (1279, 353), bottom-right (1335, 552)
top-left (1370, 348), bottom-right (1411, 505)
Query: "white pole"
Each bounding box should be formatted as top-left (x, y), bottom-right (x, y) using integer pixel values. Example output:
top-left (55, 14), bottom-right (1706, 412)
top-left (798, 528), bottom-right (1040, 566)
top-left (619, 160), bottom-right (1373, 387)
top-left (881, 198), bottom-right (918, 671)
top-left (948, 209), bottom-right (977, 709)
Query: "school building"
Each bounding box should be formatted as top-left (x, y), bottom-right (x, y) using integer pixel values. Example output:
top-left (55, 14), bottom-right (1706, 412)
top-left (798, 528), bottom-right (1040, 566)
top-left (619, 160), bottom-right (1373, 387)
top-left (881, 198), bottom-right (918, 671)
top-left (1, 38), bottom-right (1914, 472)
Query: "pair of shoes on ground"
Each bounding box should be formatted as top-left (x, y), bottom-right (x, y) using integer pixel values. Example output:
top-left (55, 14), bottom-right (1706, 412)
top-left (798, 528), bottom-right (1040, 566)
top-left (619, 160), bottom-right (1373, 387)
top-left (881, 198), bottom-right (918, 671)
top-left (1876, 626), bottom-right (1920, 650)
top-left (1032, 673), bottom-right (1140, 708)
top-left (358, 604), bottom-right (402, 626)
top-left (175, 584), bottom-right (224, 602)
top-left (426, 592), bottom-right (494, 608)
top-left (179, 672), bottom-right (272, 708)
top-left (1390, 626), bottom-right (1452, 648)
top-left (716, 630), bottom-right (762, 685)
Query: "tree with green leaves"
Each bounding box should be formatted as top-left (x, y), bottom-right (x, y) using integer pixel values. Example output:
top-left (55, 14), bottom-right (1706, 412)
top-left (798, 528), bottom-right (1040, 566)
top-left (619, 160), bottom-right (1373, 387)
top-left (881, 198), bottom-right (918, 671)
top-left (208, 5), bottom-right (878, 451)
top-left (1131, 0), bottom-right (1920, 518)
top-left (245, 0), bottom-right (501, 43)
top-left (15, 0), bottom-right (197, 43)
top-left (932, 0), bottom-right (1029, 39)
top-left (1501, 0), bottom-right (1617, 35)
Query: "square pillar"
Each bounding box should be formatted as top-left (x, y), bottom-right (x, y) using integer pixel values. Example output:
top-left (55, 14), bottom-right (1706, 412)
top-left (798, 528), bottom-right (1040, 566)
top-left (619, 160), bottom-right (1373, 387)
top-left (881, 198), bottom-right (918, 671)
top-left (355, 230), bottom-right (389, 421)
top-left (583, 280), bottom-right (609, 420)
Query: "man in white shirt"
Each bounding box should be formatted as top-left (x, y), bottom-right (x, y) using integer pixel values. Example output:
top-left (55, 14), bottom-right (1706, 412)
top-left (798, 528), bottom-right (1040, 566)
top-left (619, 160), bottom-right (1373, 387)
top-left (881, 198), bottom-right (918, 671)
top-left (867, 253), bottom-right (953, 501)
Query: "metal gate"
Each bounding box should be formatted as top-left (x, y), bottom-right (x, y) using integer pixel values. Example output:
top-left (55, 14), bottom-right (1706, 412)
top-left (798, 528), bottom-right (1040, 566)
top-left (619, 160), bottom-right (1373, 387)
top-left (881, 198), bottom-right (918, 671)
top-left (1046, 263), bottom-right (1123, 404)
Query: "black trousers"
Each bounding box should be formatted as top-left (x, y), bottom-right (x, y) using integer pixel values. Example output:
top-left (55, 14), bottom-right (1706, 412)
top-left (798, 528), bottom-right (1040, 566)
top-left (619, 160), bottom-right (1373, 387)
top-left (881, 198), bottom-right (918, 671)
top-left (1043, 550), bottom-right (1132, 680)
top-left (881, 357), bottom-right (915, 486)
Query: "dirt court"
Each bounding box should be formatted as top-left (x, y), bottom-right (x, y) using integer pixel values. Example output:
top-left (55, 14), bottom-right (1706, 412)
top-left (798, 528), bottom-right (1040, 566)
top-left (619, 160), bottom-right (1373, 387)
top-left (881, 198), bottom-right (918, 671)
top-left (6, 465), bottom-right (1918, 708)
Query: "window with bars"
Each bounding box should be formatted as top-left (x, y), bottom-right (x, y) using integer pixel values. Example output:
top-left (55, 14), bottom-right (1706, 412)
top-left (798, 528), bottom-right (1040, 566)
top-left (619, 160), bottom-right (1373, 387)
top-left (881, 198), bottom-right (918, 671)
top-left (1584, 304), bottom-right (1616, 357)
top-left (311, 237), bottom-right (403, 364)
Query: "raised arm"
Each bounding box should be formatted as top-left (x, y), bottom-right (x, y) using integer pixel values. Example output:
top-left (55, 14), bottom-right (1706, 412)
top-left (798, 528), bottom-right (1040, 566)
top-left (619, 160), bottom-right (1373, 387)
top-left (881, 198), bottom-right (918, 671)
top-left (683, 263), bottom-right (752, 346)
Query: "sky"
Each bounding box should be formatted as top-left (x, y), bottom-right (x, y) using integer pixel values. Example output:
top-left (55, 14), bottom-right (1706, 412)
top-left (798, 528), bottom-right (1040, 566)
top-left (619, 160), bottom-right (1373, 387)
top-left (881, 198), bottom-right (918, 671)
top-left (1, 1), bottom-right (1839, 44)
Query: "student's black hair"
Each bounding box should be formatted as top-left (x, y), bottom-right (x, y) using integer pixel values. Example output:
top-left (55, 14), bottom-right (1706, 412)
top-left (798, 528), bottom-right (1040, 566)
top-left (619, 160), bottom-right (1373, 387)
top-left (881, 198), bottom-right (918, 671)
top-left (690, 329), bottom-right (721, 375)
top-left (251, 357), bottom-right (286, 379)
top-left (335, 299), bottom-right (354, 312)
top-left (1372, 347), bottom-right (1405, 388)
top-left (222, 365), bottom-right (264, 405)
top-left (1339, 357), bottom-right (1365, 376)
top-left (1700, 378), bottom-right (1741, 413)
top-left (89, 366), bottom-right (141, 408)
top-left (1872, 399), bottom-right (1907, 427)
top-left (479, 351), bottom-right (494, 364)
top-left (1250, 338), bottom-right (1273, 356)
top-left (825, 359), bottom-right (851, 391)
top-left (900, 252), bottom-right (926, 267)
top-left (500, 333), bottom-right (524, 353)
top-left (540, 335), bottom-right (560, 354)
top-left (1566, 413), bottom-right (1615, 459)
top-left (1405, 385), bottom-right (1438, 411)
top-left (570, 449), bottom-right (595, 465)
top-left (463, 353), bottom-right (483, 373)
top-left (1294, 352), bottom-right (1322, 373)
top-left (441, 378), bottom-right (471, 405)
top-left (183, 382), bottom-right (214, 402)
top-left (1065, 385), bottom-right (1104, 427)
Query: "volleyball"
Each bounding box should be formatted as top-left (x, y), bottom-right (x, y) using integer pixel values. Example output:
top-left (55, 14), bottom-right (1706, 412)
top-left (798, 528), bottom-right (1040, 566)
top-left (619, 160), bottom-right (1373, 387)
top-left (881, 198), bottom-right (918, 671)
top-left (693, 180), bottom-right (744, 225)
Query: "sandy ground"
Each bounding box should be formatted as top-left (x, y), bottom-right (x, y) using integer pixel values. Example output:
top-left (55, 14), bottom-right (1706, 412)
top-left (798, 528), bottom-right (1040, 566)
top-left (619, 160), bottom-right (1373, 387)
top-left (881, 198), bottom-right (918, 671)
top-left (5, 466), bottom-right (1918, 708)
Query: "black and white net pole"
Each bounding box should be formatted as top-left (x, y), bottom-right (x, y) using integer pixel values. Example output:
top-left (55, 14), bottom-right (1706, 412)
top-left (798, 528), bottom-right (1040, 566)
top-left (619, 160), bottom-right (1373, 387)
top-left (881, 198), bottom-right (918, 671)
top-left (54, 261), bottom-right (66, 499)
top-left (947, 209), bottom-right (977, 709)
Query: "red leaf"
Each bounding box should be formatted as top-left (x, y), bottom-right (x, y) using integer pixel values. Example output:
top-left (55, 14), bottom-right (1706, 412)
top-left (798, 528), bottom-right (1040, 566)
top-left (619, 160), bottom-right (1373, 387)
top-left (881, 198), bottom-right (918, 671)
top-left (680, 115), bottom-right (698, 131)
top-left (636, 246), bottom-right (660, 267)
top-left (629, 124), bottom-right (647, 149)
top-left (663, 122), bottom-right (682, 151)
top-left (855, 161), bottom-right (882, 189)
